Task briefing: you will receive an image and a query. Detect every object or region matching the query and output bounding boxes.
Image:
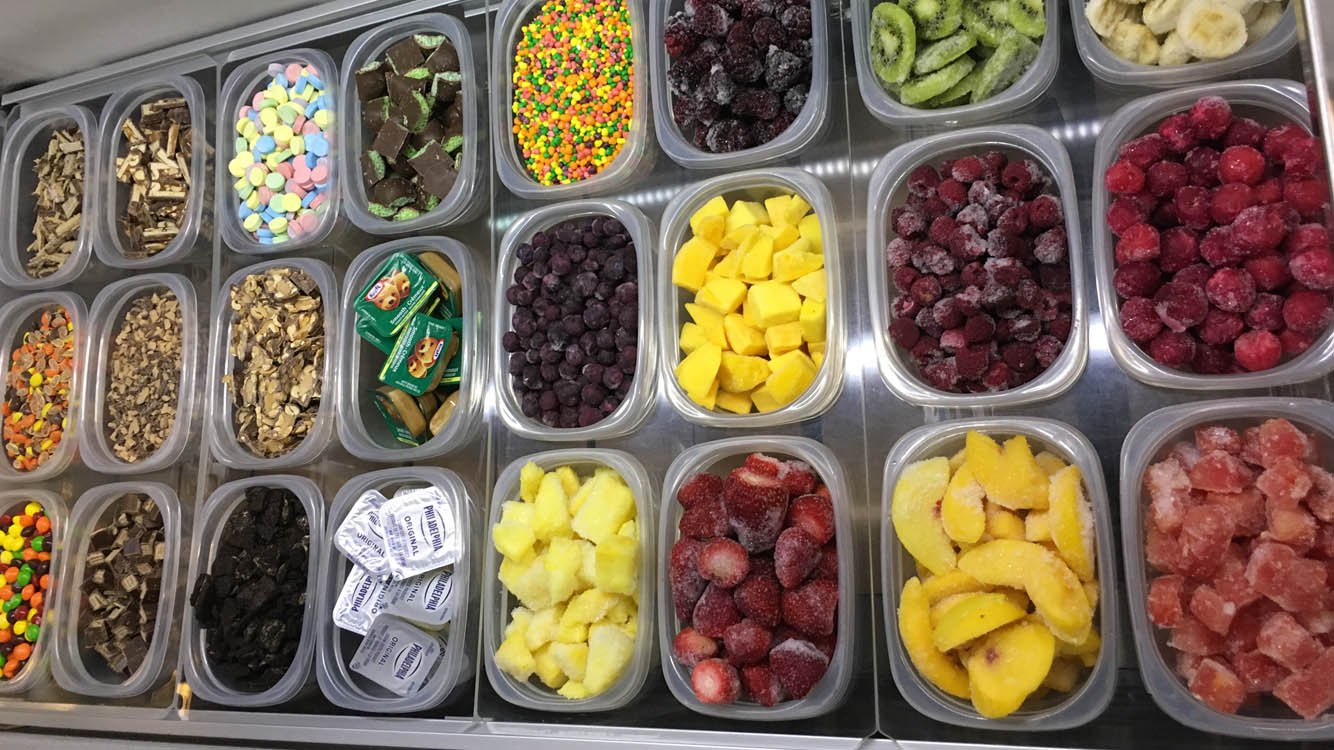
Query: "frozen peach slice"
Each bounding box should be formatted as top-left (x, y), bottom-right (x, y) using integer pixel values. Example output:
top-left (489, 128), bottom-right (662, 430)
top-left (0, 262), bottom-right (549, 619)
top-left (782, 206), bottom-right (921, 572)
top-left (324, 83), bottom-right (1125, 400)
top-left (958, 540), bottom-right (1093, 645)
top-left (965, 619), bottom-right (1055, 718)
top-left (942, 463), bottom-right (986, 545)
top-left (921, 569), bottom-right (986, 604)
top-left (899, 577), bottom-right (970, 698)
top-left (967, 431), bottom-right (1050, 510)
top-left (892, 457), bottom-right (957, 576)
top-left (1048, 465), bottom-right (1096, 582)
top-left (933, 592), bottom-right (1027, 652)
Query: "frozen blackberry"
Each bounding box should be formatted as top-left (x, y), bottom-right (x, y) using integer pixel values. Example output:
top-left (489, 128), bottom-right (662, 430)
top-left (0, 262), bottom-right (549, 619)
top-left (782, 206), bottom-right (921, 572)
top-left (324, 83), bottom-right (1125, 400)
top-left (722, 44), bottom-right (764, 84)
top-left (741, 0), bottom-right (775, 19)
top-left (706, 119), bottom-right (755, 152)
top-left (665, 12), bottom-right (699, 57)
top-left (783, 83), bottom-right (809, 114)
top-left (693, 2), bottom-right (731, 37)
top-left (779, 5), bottom-right (812, 37)
top-left (765, 45), bottom-right (805, 91)
top-left (726, 19), bottom-right (754, 48)
top-left (753, 109), bottom-right (796, 143)
top-left (708, 63), bottom-right (738, 105)
top-left (752, 16), bottom-right (787, 47)
top-left (733, 89), bottom-right (781, 119)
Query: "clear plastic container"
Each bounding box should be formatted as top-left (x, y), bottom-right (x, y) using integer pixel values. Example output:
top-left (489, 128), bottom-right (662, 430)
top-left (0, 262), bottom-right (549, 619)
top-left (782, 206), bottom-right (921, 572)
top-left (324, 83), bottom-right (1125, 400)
top-left (0, 489), bottom-right (67, 697)
top-left (80, 273), bottom-right (199, 475)
top-left (656, 436), bottom-right (854, 719)
top-left (865, 124), bottom-right (1088, 407)
top-left (51, 481), bottom-right (181, 699)
top-left (1120, 397), bottom-right (1334, 740)
top-left (338, 13), bottom-right (483, 233)
top-left (94, 74), bottom-right (208, 268)
top-left (880, 417), bottom-right (1118, 730)
top-left (1091, 79), bottom-right (1331, 390)
top-left (216, 48), bottom-right (341, 255)
top-left (648, 0), bottom-right (830, 168)
top-left (489, 0), bottom-right (652, 200)
top-left (336, 236), bottom-right (485, 462)
top-left (316, 467), bottom-right (474, 714)
top-left (850, 0), bottom-right (1058, 126)
top-left (0, 104), bottom-right (99, 289)
top-left (491, 199), bottom-right (657, 441)
top-left (483, 448), bottom-right (656, 712)
top-left (180, 474), bottom-right (325, 708)
top-left (0, 291), bottom-right (87, 483)
top-left (204, 257), bottom-right (339, 470)
top-left (1068, 0), bottom-right (1299, 89)
top-left (656, 168), bottom-right (844, 427)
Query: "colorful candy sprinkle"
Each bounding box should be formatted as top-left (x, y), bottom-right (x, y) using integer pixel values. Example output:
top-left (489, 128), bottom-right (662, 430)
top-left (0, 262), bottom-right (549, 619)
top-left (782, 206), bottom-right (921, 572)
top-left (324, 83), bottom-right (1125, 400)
top-left (511, 0), bottom-right (634, 186)
top-left (0, 501), bottom-right (51, 681)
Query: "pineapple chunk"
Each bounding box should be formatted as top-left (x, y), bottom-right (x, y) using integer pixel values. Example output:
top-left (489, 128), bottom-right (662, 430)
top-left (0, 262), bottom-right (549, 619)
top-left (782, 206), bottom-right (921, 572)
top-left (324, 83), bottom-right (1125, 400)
top-left (532, 644), bottom-right (568, 689)
top-left (791, 268), bottom-right (826, 302)
top-left (764, 321), bottom-right (805, 358)
top-left (684, 303), bottom-right (727, 348)
top-left (721, 223), bottom-right (758, 251)
top-left (570, 474), bottom-right (635, 544)
top-left (576, 539), bottom-right (598, 589)
top-left (740, 234), bottom-right (776, 281)
top-left (556, 621), bottom-right (589, 643)
top-left (525, 605), bottom-right (564, 650)
top-left (617, 520), bottom-right (637, 540)
top-left (780, 194), bottom-right (812, 226)
top-left (557, 680), bottom-right (590, 699)
top-left (549, 641), bottom-right (589, 682)
top-left (605, 597), bottom-right (636, 625)
top-left (771, 240), bottom-right (823, 282)
top-left (495, 633), bottom-right (536, 681)
top-left (562, 589), bottom-right (622, 628)
top-left (672, 236), bottom-right (717, 292)
top-left (680, 322), bottom-right (708, 355)
top-left (798, 213), bottom-right (822, 252)
top-left (519, 461), bottom-right (544, 502)
top-left (532, 473), bottom-right (572, 542)
top-left (1034, 451), bottom-right (1068, 476)
top-left (675, 343), bottom-right (723, 406)
top-left (492, 521), bottom-right (536, 561)
top-left (505, 606), bottom-right (534, 640)
top-left (767, 223), bottom-right (801, 250)
top-left (545, 536), bottom-right (583, 602)
top-left (595, 534), bottom-right (639, 595)
top-left (500, 500), bottom-right (535, 527)
top-left (501, 553), bottom-right (553, 610)
top-left (585, 623), bottom-right (635, 693)
top-left (763, 195), bottom-right (793, 225)
top-left (718, 351), bottom-right (771, 393)
top-left (695, 277), bottom-right (748, 315)
top-left (746, 281), bottom-right (802, 327)
top-left (725, 200), bottom-right (769, 233)
top-left (555, 466), bottom-right (580, 496)
top-left (808, 340), bottom-right (826, 368)
top-left (742, 298), bottom-right (761, 328)
top-left (723, 314), bottom-right (767, 356)
top-left (715, 388), bottom-right (753, 414)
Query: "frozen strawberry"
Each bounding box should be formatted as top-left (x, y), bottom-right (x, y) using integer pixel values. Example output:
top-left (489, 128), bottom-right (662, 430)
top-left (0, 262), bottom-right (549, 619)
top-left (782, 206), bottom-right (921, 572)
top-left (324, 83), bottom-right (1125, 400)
top-left (1207, 487), bottom-right (1266, 537)
top-left (722, 619), bottom-right (772, 667)
top-left (1256, 418), bottom-right (1315, 468)
top-left (1189, 451), bottom-right (1255, 493)
top-left (1274, 647), bottom-right (1334, 718)
top-left (1147, 523), bottom-right (1184, 574)
top-left (694, 582), bottom-right (743, 638)
top-left (740, 664), bottom-right (787, 707)
top-left (768, 638), bottom-right (830, 699)
top-left (1191, 585), bottom-right (1239, 635)
top-left (1179, 505), bottom-right (1235, 578)
top-left (1259, 611), bottom-right (1323, 671)
top-left (733, 563), bottom-right (781, 628)
top-left (786, 494), bottom-right (835, 544)
top-left (774, 527), bottom-right (821, 588)
top-left (745, 453), bottom-right (783, 476)
top-left (1189, 658), bottom-right (1246, 714)
top-left (1171, 615), bottom-right (1225, 656)
top-left (698, 538), bottom-right (751, 588)
top-left (1145, 457), bottom-right (1195, 533)
top-left (671, 538), bottom-right (710, 622)
top-left (674, 627), bottom-right (720, 668)
top-left (777, 460), bottom-right (817, 496)
top-left (679, 495), bottom-right (730, 540)
top-left (781, 578), bottom-right (838, 637)
top-left (1265, 498), bottom-right (1317, 551)
top-left (679, 472), bottom-right (724, 508)
top-left (723, 467), bottom-right (789, 553)
top-left (691, 658), bottom-right (741, 704)
top-left (1196, 426), bottom-right (1243, 455)
top-left (1234, 650), bottom-right (1290, 692)
top-left (812, 543), bottom-right (838, 582)
top-left (1148, 574), bottom-right (1188, 627)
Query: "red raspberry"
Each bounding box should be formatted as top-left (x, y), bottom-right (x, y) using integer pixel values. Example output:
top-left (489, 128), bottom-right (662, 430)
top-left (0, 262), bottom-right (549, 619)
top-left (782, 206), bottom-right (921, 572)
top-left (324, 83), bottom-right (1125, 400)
top-left (1219, 146), bottom-right (1266, 185)
top-left (923, 357), bottom-right (960, 390)
top-left (1108, 196), bottom-right (1149, 235)
top-left (1290, 248), bottom-right (1334, 289)
top-left (1047, 311), bottom-right (1073, 340)
top-left (980, 361), bottom-right (1013, 390)
top-left (1001, 341), bottom-right (1037, 372)
top-left (1120, 133), bottom-right (1170, 169)
top-left (920, 196), bottom-right (949, 221)
top-left (1160, 227), bottom-right (1201, 272)
top-left (948, 224), bottom-right (986, 260)
top-left (1105, 159), bottom-right (1146, 195)
top-left (1282, 137), bottom-right (1323, 177)
top-left (1146, 161), bottom-right (1190, 198)
top-left (1130, 190), bottom-right (1160, 213)
top-left (1263, 123), bottom-right (1308, 162)
top-left (981, 151), bottom-right (1009, 182)
top-left (1198, 308), bottom-right (1245, 345)
top-left (1234, 330), bottom-right (1282, 371)
top-left (907, 164), bottom-right (941, 198)
top-left (1028, 194), bottom-right (1064, 231)
top-left (1038, 264), bottom-right (1071, 292)
top-left (939, 272), bottom-right (961, 292)
top-left (910, 335), bottom-right (940, 366)
top-left (1148, 330), bottom-right (1197, 368)
top-left (933, 297), bottom-right (964, 329)
top-left (1001, 160), bottom-right (1037, 193)
top-left (1285, 224), bottom-right (1330, 254)
top-left (1185, 147), bottom-right (1222, 188)
top-left (1034, 227), bottom-right (1067, 264)
top-left (1243, 254), bottom-right (1290, 291)
top-left (1283, 290), bottom-right (1333, 333)
top-left (891, 295), bottom-right (920, 320)
top-left (1116, 223), bottom-right (1161, 264)
top-left (1194, 344), bottom-right (1233, 374)
top-left (1280, 328), bottom-right (1316, 356)
top-left (928, 215), bottom-right (957, 246)
top-left (951, 156), bottom-right (984, 183)
top-left (892, 265), bottom-right (919, 293)
top-left (1159, 113), bottom-right (1199, 153)
top-left (1255, 178), bottom-right (1283, 204)
top-left (1224, 117), bottom-right (1267, 149)
top-left (996, 204), bottom-right (1029, 235)
top-left (1205, 268), bottom-right (1257, 313)
top-left (1210, 183), bottom-right (1256, 225)
top-left (937, 179), bottom-right (967, 210)
top-left (960, 261), bottom-right (987, 288)
top-left (1200, 226), bottom-right (1244, 268)
top-left (1282, 177), bottom-right (1329, 220)
top-left (1154, 281), bottom-right (1209, 332)
top-left (916, 306), bottom-right (944, 338)
top-left (1231, 205), bottom-right (1285, 254)
top-left (1034, 335), bottom-right (1063, 368)
top-left (888, 318), bottom-right (920, 348)
top-left (955, 345), bottom-right (991, 379)
top-left (1114, 262), bottom-right (1164, 298)
top-left (910, 275), bottom-right (941, 305)
top-left (1245, 293), bottom-right (1285, 331)
top-left (885, 237), bottom-right (914, 268)
top-left (892, 206), bottom-right (928, 238)
top-left (1173, 263), bottom-right (1214, 288)
top-left (962, 313), bottom-right (996, 344)
top-left (1175, 185), bottom-right (1214, 230)
top-left (1188, 96), bottom-right (1233, 140)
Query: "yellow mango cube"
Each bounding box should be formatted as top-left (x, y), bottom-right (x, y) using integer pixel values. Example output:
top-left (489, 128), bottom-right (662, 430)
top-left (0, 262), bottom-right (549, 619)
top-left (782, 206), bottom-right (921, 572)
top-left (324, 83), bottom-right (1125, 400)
top-left (782, 195), bottom-right (813, 226)
top-left (747, 282), bottom-right (802, 327)
top-left (723, 313), bottom-right (767, 356)
top-left (689, 195), bottom-right (729, 233)
top-left (791, 268), bottom-right (826, 301)
top-left (740, 234), bottom-right (775, 281)
top-left (764, 195), bottom-right (793, 225)
top-left (726, 200), bottom-right (769, 233)
top-left (594, 534), bottom-right (639, 596)
top-left (672, 236), bottom-right (718, 292)
top-left (721, 223), bottom-right (758, 251)
top-left (772, 240), bottom-right (823, 282)
top-left (764, 321), bottom-right (805, 358)
top-left (675, 342), bottom-right (722, 405)
top-left (495, 633), bottom-right (536, 681)
top-left (713, 246), bottom-right (746, 278)
top-left (684, 303), bottom-right (726, 348)
top-left (742, 300), bottom-right (761, 328)
top-left (715, 388), bottom-right (753, 414)
top-left (680, 322), bottom-right (708, 355)
top-left (764, 349), bottom-right (818, 405)
top-left (808, 340), bottom-right (826, 368)
top-left (750, 383), bottom-right (784, 413)
top-left (520, 461), bottom-right (544, 502)
top-left (693, 378), bottom-right (719, 410)
top-left (770, 224), bottom-right (801, 250)
top-left (800, 298), bottom-right (826, 342)
top-left (718, 351), bottom-right (771, 392)
top-left (696, 277), bottom-right (748, 315)
top-left (695, 214), bottom-right (725, 244)
top-left (799, 213), bottom-right (822, 252)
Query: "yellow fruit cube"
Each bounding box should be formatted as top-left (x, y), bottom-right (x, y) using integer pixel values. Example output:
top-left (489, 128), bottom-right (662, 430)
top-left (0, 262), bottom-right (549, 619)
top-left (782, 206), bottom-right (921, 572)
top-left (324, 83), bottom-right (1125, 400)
top-left (771, 249), bottom-right (823, 283)
top-left (492, 521), bottom-right (536, 561)
top-left (768, 223), bottom-right (801, 250)
top-left (713, 246), bottom-right (746, 278)
top-left (764, 195), bottom-right (793, 226)
top-left (689, 195), bottom-right (729, 233)
top-left (742, 299), bottom-right (761, 328)
top-left (495, 633), bottom-right (536, 682)
top-left (525, 605), bottom-right (563, 650)
top-left (692, 378), bottom-right (720, 409)
top-left (696, 215), bottom-right (725, 245)
top-left (808, 340), bottom-right (826, 367)
top-left (680, 322), bottom-right (708, 355)
top-left (740, 234), bottom-right (775, 281)
top-left (561, 589), bottom-right (621, 628)
top-left (500, 500), bottom-right (535, 528)
top-left (585, 623), bottom-right (635, 694)
top-left (696, 277), bottom-right (748, 315)
top-left (750, 384), bottom-right (784, 413)
top-left (798, 213), bottom-right (822, 253)
top-left (545, 536), bottom-right (583, 602)
top-left (718, 351), bottom-right (771, 393)
top-left (549, 641), bottom-right (589, 682)
top-left (723, 314), bottom-right (766, 356)
top-left (781, 195), bottom-right (813, 226)
top-left (675, 342), bottom-right (723, 405)
top-left (556, 621), bottom-right (589, 643)
top-left (715, 388), bottom-right (753, 414)
top-left (747, 282), bottom-right (802, 327)
top-left (557, 680), bottom-right (590, 699)
top-left (764, 321), bottom-right (805, 358)
top-left (1034, 451), bottom-right (1068, 476)
top-left (726, 200), bottom-right (769, 233)
top-left (532, 473), bottom-right (572, 542)
top-left (799, 298), bottom-right (826, 343)
top-left (520, 461), bottom-right (544, 502)
top-left (532, 644), bottom-right (568, 689)
top-left (684, 303), bottom-right (727, 348)
top-left (555, 466), bottom-right (580, 496)
top-left (576, 539), bottom-right (598, 589)
top-left (618, 520), bottom-right (637, 539)
top-left (791, 268), bottom-right (826, 302)
top-left (502, 553), bottom-right (554, 610)
top-left (570, 474), bottom-right (635, 544)
top-left (721, 223), bottom-right (758, 251)
top-left (595, 534), bottom-right (639, 596)
top-left (605, 597), bottom-right (636, 625)
top-left (672, 237), bottom-right (718, 292)
top-left (505, 606), bottom-right (533, 640)
top-left (762, 349), bottom-right (818, 404)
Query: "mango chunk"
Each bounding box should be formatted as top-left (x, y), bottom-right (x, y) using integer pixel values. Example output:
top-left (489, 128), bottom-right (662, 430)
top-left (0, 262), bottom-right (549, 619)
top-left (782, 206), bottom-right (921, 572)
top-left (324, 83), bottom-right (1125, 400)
top-left (766, 223), bottom-right (801, 250)
top-left (764, 321), bottom-right (805, 358)
top-left (680, 322), bottom-right (708, 355)
top-left (696, 277), bottom-right (748, 315)
top-left (791, 268), bottom-right (826, 302)
top-left (808, 340), bottom-right (826, 368)
top-left (799, 298), bottom-right (826, 343)
top-left (690, 195), bottom-right (729, 232)
top-left (747, 281), bottom-right (802, 328)
top-left (798, 213), bottom-right (822, 252)
top-left (672, 236), bottom-right (717, 292)
top-left (763, 349), bottom-right (818, 404)
top-left (763, 195), bottom-right (793, 226)
top-left (740, 234), bottom-right (776, 281)
top-left (771, 241), bottom-right (823, 282)
top-left (715, 388), bottom-right (753, 414)
top-left (718, 351), bottom-right (771, 393)
top-left (713, 246), bottom-right (746, 278)
top-left (726, 200), bottom-right (769, 233)
top-left (721, 224), bottom-right (758, 251)
top-left (684, 303), bottom-right (726, 348)
top-left (723, 314), bottom-right (767, 356)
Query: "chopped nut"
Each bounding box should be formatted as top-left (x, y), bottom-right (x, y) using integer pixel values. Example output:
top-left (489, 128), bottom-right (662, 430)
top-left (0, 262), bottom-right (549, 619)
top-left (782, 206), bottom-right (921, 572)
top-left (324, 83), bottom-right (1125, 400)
top-left (115, 97), bottom-right (191, 259)
top-left (105, 291), bottom-right (182, 463)
top-left (26, 127), bottom-right (85, 278)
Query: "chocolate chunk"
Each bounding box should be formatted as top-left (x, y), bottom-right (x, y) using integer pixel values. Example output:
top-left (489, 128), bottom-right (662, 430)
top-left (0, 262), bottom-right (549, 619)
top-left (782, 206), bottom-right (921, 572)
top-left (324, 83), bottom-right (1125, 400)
top-left (431, 72), bottom-right (461, 106)
top-left (354, 61), bottom-right (387, 101)
top-left (361, 151), bottom-right (386, 191)
top-left (371, 176), bottom-right (416, 208)
top-left (442, 98), bottom-right (463, 129)
top-left (364, 96), bottom-right (390, 133)
top-left (385, 38), bottom-right (425, 74)
top-left (408, 140), bottom-right (458, 199)
top-left (424, 42), bottom-right (459, 74)
top-left (370, 121), bottom-right (410, 161)
top-left (387, 73), bottom-right (427, 105)
top-left (81, 493), bottom-right (165, 677)
top-left (410, 119), bottom-right (448, 151)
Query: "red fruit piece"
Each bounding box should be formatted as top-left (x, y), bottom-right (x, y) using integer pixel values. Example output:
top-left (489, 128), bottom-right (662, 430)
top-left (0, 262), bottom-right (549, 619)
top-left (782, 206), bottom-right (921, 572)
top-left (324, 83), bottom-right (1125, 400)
top-left (1219, 145), bottom-right (1265, 185)
top-left (1120, 133), bottom-right (1169, 169)
top-left (698, 538), bottom-right (751, 588)
top-left (691, 658), bottom-right (741, 704)
top-left (1186, 147), bottom-right (1222, 188)
top-left (1282, 137), bottom-right (1323, 177)
top-left (1197, 426), bottom-right (1243, 455)
top-left (1028, 194), bottom-right (1064, 231)
top-left (1234, 650), bottom-right (1290, 693)
top-left (1148, 574), bottom-right (1188, 628)
top-left (1188, 658), bottom-right (1246, 714)
top-left (1146, 161), bottom-right (1190, 198)
top-left (723, 618), bottom-right (772, 667)
top-left (1273, 647), bottom-right (1334, 719)
top-left (1154, 281), bottom-right (1208, 332)
top-left (1290, 248), bottom-right (1334, 290)
top-left (1258, 611), bottom-right (1323, 671)
top-left (1189, 96), bottom-right (1233, 140)
top-left (733, 564), bottom-right (781, 628)
top-left (671, 538), bottom-right (710, 622)
top-left (1121, 297), bottom-right (1164, 343)
top-left (1171, 615), bottom-right (1226, 655)
top-left (693, 582), bottom-right (742, 638)
top-left (1283, 177), bottom-right (1329, 220)
top-left (768, 638), bottom-right (830, 699)
top-left (1266, 498), bottom-right (1317, 551)
top-left (680, 495), bottom-right (730, 539)
top-left (774, 527), bottom-right (821, 588)
top-left (1264, 123), bottom-right (1307, 161)
top-left (1257, 418), bottom-right (1315, 468)
top-left (777, 460), bottom-right (817, 496)
top-left (1205, 268), bottom-right (1257, 313)
top-left (1247, 542), bottom-right (1329, 613)
top-left (1175, 185), bottom-right (1214, 229)
top-left (1283, 290), bottom-right (1333, 334)
top-left (786, 494), bottom-right (835, 544)
top-left (951, 155), bottom-right (983, 183)
top-left (1191, 585), bottom-right (1239, 635)
top-left (1106, 159), bottom-right (1146, 195)
top-left (1171, 440), bottom-right (1203, 470)
top-left (1159, 113), bottom-right (1198, 152)
top-left (907, 164), bottom-right (941, 198)
top-left (1224, 604), bottom-right (1266, 656)
top-left (1177, 652), bottom-right (1205, 682)
top-left (674, 627), bottom-right (720, 668)
top-left (1147, 523), bottom-right (1183, 573)
top-left (740, 664), bottom-right (787, 707)
top-left (1115, 223), bottom-right (1161, 264)
top-left (1148, 331), bottom-right (1197, 369)
top-left (723, 467), bottom-right (790, 553)
top-left (1114, 262), bottom-right (1163, 299)
top-left (678, 472), bottom-right (724, 508)
top-left (1145, 457), bottom-right (1194, 533)
top-left (1231, 205), bottom-right (1286, 255)
top-left (1159, 227), bottom-right (1202, 273)
top-left (1243, 255), bottom-right (1290, 291)
top-left (1178, 504), bottom-right (1236, 577)
top-left (781, 578), bottom-right (838, 637)
top-left (1189, 451), bottom-right (1255, 493)
top-left (1225, 117), bottom-right (1268, 149)
top-left (1235, 330), bottom-right (1282, 372)
top-left (813, 543), bottom-right (838, 581)
top-left (1108, 195), bottom-right (1149, 235)
top-left (1306, 466), bottom-right (1334, 523)
top-left (745, 453), bottom-right (783, 476)
top-left (1207, 487), bottom-right (1266, 537)
top-left (1256, 457), bottom-right (1314, 504)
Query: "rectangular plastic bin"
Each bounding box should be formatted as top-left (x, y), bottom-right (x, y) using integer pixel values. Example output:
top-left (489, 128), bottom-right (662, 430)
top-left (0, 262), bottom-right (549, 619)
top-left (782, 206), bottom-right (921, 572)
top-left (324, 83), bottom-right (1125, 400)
top-left (656, 168), bottom-right (844, 427)
top-left (880, 417), bottom-right (1118, 730)
top-left (864, 124), bottom-right (1087, 407)
top-left (0, 489), bottom-right (67, 698)
top-left (483, 448), bottom-right (656, 712)
top-left (657, 435), bottom-right (854, 720)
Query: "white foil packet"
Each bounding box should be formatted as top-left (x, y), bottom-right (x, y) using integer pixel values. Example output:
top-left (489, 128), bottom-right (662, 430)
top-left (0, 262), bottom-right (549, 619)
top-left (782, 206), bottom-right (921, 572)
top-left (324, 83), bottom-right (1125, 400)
top-left (381, 486), bottom-right (460, 579)
top-left (334, 489), bottom-right (392, 578)
top-left (384, 567), bottom-right (456, 628)
top-left (349, 615), bottom-right (444, 696)
top-left (332, 565), bottom-right (392, 635)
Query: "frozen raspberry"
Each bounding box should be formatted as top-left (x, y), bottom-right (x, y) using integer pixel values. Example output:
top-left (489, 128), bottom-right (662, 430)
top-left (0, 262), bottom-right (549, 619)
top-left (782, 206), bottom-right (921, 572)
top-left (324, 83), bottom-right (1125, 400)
top-left (1206, 268), bottom-right (1257, 313)
top-left (1210, 183), bottom-right (1256, 225)
top-left (954, 283), bottom-right (983, 315)
top-left (1200, 226), bottom-right (1244, 268)
top-left (1282, 137), bottom-right (1323, 177)
top-left (1146, 161), bottom-right (1189, 198)
top-left (1283, 290), bottom-right (1333, 333)
top-left (892, 265), bottom-right (919, 293)
top-left (1154, 281), bottom-right (1209, 332)
top-left (1194, 344), bottom-right (1233, 374)
top-left (979, 150), bottom-right (1008, 182)
top-left (1120, 133), bottom-right (1169, 169)
top-left (725, 19), bottom-right (753, 47)
top-left (1105, 159), bottom-right (1146, 195)
top-left (1047, 311), bottom-right (1073, 340)
top-left (665, 13), bottom-right (700, 56)
top-left (1244, 255), bottom-right (1290, 291)
top-left (915, 306), bottom-right (944, 339)
top-left (1255, 178), bottom-right (1283, 204)
top-left (1027, 194), bottom-right (1063, 231)
top-left (1198, 308), bottom-right (1245, 345)
top-left (909, 276), bottom-right (941, 306)
top-left (752, 110), bottom-right (795, 144)
top-left (1149, 330), bottom-right (1197, 368)
top-left (1114, 261), bottom-right (1164, 299)
top-left (1000, 160), bottom-right (1037, 193)
top-left (885, 236), bottom-right (914, 268)
top-left (937, 179), bottom-right (967, 211)
top-left (953, 344), bottom-right (989, 379)
top-left (1107, 196), bottom-right (1149, 235)
top-left (1219, 146), bottom-right (1266, 185)
top-left (976, 360), bottom-right (1010, 390)
top-left (986, 256), bottom-right (1030, 286)
top-left (1234, 330), bottom-right (1282, 371)
top-left (932, 297), bottom-right (963, 329)
top-left (938, 272), bottom-right (961, 292)
top-left (1174, 263), bottom-right (1214, 287)
top-left (1280, 329), bottom-right (1316, 356)
top-left (909, 335), bottom-right (940, 366)
top-left (1224, 117), bottom-right (1267, 149)
top-left (892, 295), bottom-right (920, 320)
top-left (1188, 96), bottom-right (1232, 140)
top-left (692, 3), bottom-right (731, 36)
top-left (950, 155), bottom-right (983, 183)
top-left (938, 326), bottom-right (966, 350)
top-left (907, 164), bottom-right (940, 198)
top-left (1286, 224), bottom-right (1330, 254)
top-left (1034, 335), bottom-right (1063, 368)
top-left (948, 224), bottom-right (986, 260)
top-left (1038, 264), bottom-right (1071, 294)
top-left (1115, 223), bottom-right (1161, 264)
top-left (1185, 147), bottom-right (1222, 188)
top-left (1268, 201), bottom-right (1301, 233)
top-left (962, 313), bottom-right (996, 344)
top-left (918, 195), bottom-right (948, 221)
top-left (996, 204), bottom-right (1028, 235)
top-left (927, 215), bottom-right (957, 246)
top-left (1159, 113), bottom-right (1199, 153)
top-left (1290, 248), bottom-right (1334, 289)
top-left (985, 229), bottom-right (1026, 259)
top-left (1159, 227), bottom-right (1201, 273)
top-left (1175, 185), bottom-right (1214, 230)
top-left (1245, 293), bottom-right (1285, 331)
top-left (783, 83), bottom-right (808, 114)
top-left (922, 357), bottom-right (960, 390)
top-left (955, 203), bottom-right (989, 233)
top-left (1231, 205), bottom-right (1286, 254)
top-left (1034, 227), bottom-right (1067, 264)
top-left (1263, 123), bottom-right (1307, 161)
top-left (891, 205), bottom-right (927, 239)
top-left (1001, 341), bottom-right (1037, 372)
top-left (1282, 178), bottom-right (1329, 220)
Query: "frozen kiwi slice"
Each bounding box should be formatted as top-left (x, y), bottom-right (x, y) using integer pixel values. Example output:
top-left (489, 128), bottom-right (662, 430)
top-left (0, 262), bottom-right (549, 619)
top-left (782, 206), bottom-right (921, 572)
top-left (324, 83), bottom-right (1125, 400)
top-left (900, 55), bottom-right (975, 105)
top-left (1007, 0), bottom-right (1046, 38)
top-left (871, 3), bottom-right (918, 86)
top-left (924, 64), bottom-right (984, 107)
top-left (970, 29), bottom-right (1039, 103)
top-left (913, 30), bottom-right (977, 75)
top-left (962, 0), bottom-right (1010, 46)
top-left (901, 0), bottom-right (964, 41)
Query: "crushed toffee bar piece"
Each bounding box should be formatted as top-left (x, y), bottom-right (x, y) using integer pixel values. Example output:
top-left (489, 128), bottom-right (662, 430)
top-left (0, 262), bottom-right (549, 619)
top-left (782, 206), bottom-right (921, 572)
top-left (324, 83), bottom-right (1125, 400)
top-left (115, 96), bottom-right (192, 258)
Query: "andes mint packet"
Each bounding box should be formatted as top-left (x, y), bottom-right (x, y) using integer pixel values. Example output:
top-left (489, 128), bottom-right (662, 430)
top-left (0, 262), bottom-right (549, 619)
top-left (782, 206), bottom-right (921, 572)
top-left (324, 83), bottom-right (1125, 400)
top-left (349, 614), bottom-right (445, 696)
top-left (334, 489), bottom-right (392, 578)
top-left (332, 564), bottom-right (392, 635)
top-left (384, 567), bottom-right (455, 629)
top-left (380, 485), bottom-right (459, 579)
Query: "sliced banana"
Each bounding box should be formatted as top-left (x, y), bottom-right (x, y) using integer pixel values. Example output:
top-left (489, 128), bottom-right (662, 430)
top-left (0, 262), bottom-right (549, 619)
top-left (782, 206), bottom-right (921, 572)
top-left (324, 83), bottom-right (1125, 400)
top-left (1214, 0), bottom-right (1257, 13)
top-left (1107, 19), bottom-right (1162, 64)
top-left (1177, 0), bottom-right (1247, 59)
top-left (1142, 0), bottom-right (1189, 35)
top-left (1086, 0), bottom-right (1138, 37)
top-left (1158, 30), bottom-right (1193, 65)
top-left (1241, 3), bottom-right (1263, 24)
top-left (1245, 1), bottom-right (1284, 46)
